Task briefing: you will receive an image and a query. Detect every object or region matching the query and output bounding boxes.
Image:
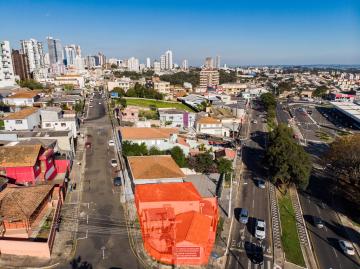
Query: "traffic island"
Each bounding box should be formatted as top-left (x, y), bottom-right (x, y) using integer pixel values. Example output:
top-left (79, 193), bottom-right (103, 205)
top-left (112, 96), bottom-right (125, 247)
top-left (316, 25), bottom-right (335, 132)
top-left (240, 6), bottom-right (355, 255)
top-left (277, 191), bottom-right (306, 267)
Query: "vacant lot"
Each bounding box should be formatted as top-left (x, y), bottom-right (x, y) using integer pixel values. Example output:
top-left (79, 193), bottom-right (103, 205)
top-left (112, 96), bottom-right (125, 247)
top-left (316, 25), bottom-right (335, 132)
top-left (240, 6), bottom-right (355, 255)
top-left (278, 191), bottom-right (306, 267)
top-left (125, 98), bottom-right (194, 112)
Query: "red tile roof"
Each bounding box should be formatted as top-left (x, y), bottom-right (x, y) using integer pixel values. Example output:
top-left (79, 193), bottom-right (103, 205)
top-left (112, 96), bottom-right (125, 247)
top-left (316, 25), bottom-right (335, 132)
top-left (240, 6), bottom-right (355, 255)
top-left (128, 155), bottom-right (185, 181)
top-left (175, 211), bottom-right (212, 245)
top-left (0, 144), bottom-right (42, 167)
top-left (119, 127), bottom-right (178, 140)
top-left (135, 182), bottom-right (201, 202)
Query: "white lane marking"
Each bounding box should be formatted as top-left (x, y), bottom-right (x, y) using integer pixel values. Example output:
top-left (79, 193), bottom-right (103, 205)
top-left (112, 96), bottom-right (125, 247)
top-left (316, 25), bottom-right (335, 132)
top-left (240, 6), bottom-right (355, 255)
top-left (316, 205), bottom-right (321, 215)
top-left (267, 260), bottom-right (271, 269)
top-left (252, 199), bottom-right (255, 209)
top-left (332, 247), bottom-right (338, 258)
top-left (247, 260), bottom-right (251, 269)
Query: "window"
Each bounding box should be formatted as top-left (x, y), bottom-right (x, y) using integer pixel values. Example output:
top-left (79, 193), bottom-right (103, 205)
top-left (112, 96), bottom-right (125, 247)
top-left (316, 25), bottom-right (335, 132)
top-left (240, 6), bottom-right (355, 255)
top-left (61, 123), bottom-right (66, 127)
top-left (45, 123), bottom-right (51, 127)
top-left (15, 120), bottom-right (22, 124)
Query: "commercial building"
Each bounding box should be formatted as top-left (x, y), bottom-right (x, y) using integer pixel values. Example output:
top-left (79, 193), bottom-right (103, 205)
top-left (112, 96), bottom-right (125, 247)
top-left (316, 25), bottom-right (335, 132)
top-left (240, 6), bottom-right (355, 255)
top-left (53, 74), bottom-right (85, 88)
top-left (182, 59), bottom-right (188, 71)
top-left (165, 50), bottom-right (173, 70)
top-left (146, 57), bottom-right (151, 68)
top-left (215, 55), bottom-right (221, 69)
top-left (204, 57), bottom-right (214, 69)
top-left (199, 69), bottom-right (219, 89)
top-left (0, 41), bottom-right (16, 87)
top-left (11, 49), bottom-right (31, 80)
top-left (135, 182), bottom-right (218, 265)
top-left (330, 101), bottom-right (360, 128)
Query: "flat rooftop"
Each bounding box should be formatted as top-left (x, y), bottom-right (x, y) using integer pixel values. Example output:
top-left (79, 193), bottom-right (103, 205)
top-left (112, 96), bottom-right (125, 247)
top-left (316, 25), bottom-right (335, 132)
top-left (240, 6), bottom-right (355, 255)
top-left (331, 101), bottom-right (360, 123)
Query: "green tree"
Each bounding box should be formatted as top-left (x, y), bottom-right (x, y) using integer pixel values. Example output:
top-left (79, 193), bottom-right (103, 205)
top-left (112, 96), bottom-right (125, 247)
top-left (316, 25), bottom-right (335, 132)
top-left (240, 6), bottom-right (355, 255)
top-left (312, 85), bottom-right (328, 98)
top-left (189, 151), bottom-right (215, 173)
top-left (265, 124), bottom-right (311, 190)
top-left (160, 71), bottom-right (200, 87)
top-left (112, 87), bottom-right (126, 97)
top-left (74, 100), bottom-right (85, 114)
top-left (170, 146), bottom-right (187, 167)
top-left (148, 146), bottom-right (164, 155)
top-left (122, 141), bottom-right (148, 156)
top-left (63, 84), bottom-right (74, 91)
top-left (219, 70), bottom-right (237, 84)
top-left (19, 79), bottom-right (43, 90)
top-left (110, 64), bottom-right (118, 69)
top-left (217, 158), bottom-right (233, 183)
top-left (260, 92), bottom-right (276, 111)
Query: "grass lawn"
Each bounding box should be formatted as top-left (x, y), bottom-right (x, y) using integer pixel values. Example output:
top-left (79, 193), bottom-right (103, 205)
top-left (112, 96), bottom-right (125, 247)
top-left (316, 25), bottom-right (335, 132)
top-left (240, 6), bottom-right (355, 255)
top-left (125, 98), bottom-right (194, 112)
top-left (278, 191), bottom-right (306, 267)
top-left (0, 120), bottom-right (4, 129)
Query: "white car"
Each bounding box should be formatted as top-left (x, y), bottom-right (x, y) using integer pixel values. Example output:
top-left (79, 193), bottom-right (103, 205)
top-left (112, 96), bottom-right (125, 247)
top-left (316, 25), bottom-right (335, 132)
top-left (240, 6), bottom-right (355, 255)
top-left (89, 105), bottom-right (93, 108)
top-left (255, 219), bottom-right (266, 240)
top-left (110, 159), bottom-right (117, 167)
top-left (339, 240), bottom-right (355, 256)
top-left (108, 140), bottom-right (115, 147)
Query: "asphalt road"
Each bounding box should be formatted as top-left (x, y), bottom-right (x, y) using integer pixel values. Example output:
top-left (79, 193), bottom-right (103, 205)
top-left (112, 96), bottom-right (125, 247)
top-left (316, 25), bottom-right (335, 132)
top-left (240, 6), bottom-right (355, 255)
top-left (227, 102), bottom-right (273, 269)
top-left (58, 93), bottom-right (143, 269)
top-left (277, 102), bottom-right (360, 269)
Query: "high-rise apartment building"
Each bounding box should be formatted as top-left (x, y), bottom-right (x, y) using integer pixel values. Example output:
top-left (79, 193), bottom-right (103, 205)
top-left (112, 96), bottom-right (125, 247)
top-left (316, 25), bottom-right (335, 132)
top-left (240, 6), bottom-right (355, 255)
top-left (98, 52), bottom-right (106, 66)
top-left (0, 41), bottom-right (16, 87)
top-left (204, 57), bottom-right (214, 69)
top-left (128, 57), bottom-right (139, 72)
top-left (199, 69), bottom-right (219, 89)
top-left (160, 54), bottom-right (166, 70)
top-left (182, 59), bottom-right (188, 70)
top-left (146, 57), bottom-right (151, 68)
top-left (20, 39), bottom-right (45, 73)
top-left (165, 50), bottom-right (173, 70)
top-left (64, 45), bottom-right (77, 66)
top-left (154, 61), bottom-right (161, 74)
top-left (11, 49), bottom-right (31, 80)
top-left (215, 55), bottom-right (221, 69)
top-left (47, 37), bottom-right (63, 65)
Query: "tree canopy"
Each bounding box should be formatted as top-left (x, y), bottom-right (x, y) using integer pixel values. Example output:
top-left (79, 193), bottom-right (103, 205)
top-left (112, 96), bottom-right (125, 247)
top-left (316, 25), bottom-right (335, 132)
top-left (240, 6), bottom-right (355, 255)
top-left (312, 85), bottom-right (328, 98)
top-left (160, 71), bottom-right (199, 87)
top-left (18, 79), bottom-right (43, 90)
top-left (219, 70), bottom-right (237, 84)
top-left (265, 124), bottom-right (311, 190)
top-left (170, 146), bottom-right (187, 167)
top-left (126, 83), bottom-right (163, 100)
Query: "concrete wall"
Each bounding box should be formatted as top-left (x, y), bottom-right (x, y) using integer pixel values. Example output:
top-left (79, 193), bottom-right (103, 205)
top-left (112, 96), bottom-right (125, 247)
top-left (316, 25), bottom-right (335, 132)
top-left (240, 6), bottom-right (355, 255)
top-left (0, 239), bottom-right (51, 258)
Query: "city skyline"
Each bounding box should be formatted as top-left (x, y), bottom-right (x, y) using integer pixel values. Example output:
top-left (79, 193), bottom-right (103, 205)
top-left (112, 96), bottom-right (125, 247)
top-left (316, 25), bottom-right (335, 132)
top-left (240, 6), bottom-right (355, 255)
top-left (2, 0), bottom-right (360, 65)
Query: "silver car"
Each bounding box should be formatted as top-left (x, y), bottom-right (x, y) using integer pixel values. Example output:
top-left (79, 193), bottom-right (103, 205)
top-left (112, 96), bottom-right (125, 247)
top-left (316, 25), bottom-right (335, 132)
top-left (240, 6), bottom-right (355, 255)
top-left (239, 208), bottom-right (249, 224)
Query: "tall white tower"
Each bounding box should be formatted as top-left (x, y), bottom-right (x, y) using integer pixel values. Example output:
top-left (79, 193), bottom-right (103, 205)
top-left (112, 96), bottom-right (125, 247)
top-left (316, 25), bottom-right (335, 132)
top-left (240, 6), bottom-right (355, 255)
top-left (165, 50), bottom-right (173, 70)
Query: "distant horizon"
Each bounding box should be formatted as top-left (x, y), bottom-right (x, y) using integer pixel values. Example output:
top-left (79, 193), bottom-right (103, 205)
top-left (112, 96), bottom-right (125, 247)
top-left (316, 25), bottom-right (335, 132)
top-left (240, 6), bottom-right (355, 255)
top-left (2, 0), bottom-right (360, 65)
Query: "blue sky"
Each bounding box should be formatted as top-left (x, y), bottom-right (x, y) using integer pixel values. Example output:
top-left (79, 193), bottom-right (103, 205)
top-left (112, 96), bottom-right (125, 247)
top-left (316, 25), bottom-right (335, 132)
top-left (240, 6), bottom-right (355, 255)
top-left (2, 0), bottom-right (360, 65)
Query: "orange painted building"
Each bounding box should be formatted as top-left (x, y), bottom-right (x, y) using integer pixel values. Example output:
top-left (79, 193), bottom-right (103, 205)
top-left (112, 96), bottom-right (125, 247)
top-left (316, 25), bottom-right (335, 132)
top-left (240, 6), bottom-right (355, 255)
top-left (135, 182), bottom-right (218, 265)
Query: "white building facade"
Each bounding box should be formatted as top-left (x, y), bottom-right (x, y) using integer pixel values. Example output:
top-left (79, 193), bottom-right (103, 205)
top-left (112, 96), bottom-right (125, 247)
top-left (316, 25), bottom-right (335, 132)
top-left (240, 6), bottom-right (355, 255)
top-left (0, 41), bottom-right (16, 87)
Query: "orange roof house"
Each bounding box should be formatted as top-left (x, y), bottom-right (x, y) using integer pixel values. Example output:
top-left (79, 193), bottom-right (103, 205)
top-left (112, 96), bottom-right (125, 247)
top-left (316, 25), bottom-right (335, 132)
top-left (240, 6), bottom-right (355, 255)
top-left (135, 182), bottom-right (218, 265)
top-left (119, 127), bottom-right (178, 140)
top-left (127, 155), bottom-right (185, 185)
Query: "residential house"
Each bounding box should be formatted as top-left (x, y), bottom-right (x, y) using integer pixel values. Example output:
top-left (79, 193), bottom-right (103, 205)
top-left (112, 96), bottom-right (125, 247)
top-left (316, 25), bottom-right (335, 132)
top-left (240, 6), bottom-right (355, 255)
top-left (0, 184), bottom-right (62, 258)
top-left (54, 74), bottom-right (85, 88)
top-left (219, 83), bottom-right (247, 95)
top-left (107, 76), bottom-right (134, 92)
top-left (135, 182), bottom-right (218, 265)
top-left (0, 144), bottom-right (60, 185)
top-left (127, 155), bottom-right (185, 185)
top-left (40, 107), bottom-right (79, 138)
top-left (0, 130), bottom-right (75, 159)
top-left (2, 90), bottom-right (40, 107)
top-left (195, 117), bottom-right (228, 137)
top-left (159, 109), bottom-right (196, 128)
top-left (121, 106), bottom-right (139, 122)
top-left (119, 127), bottom-right (178, 151)
top-left (4, 107), bottom-right (40, 131)
top-left (154, 81), bottom-right (171, 95)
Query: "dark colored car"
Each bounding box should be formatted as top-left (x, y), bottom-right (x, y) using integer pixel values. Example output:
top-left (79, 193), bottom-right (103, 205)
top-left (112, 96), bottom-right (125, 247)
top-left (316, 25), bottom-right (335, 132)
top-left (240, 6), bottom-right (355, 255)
top-left (113, 177), bottom-right (122, 186)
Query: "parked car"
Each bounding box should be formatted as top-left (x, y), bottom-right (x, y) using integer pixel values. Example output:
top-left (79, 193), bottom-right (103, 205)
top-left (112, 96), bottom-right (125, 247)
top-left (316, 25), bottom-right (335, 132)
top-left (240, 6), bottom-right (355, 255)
top-left (239, 208), bottom-right (249, 224)
top-left (339, 240), bottom-right (355, 256)
top-left (313, 216), bottom-right (324, 229)
top-left (113, 176), bottom-right (122, 186)
top-left (108, 140), bottom-right (115, 147)
top-left (110, 159), bottom-right (117, 167)
top-left (255, 219), bottom-right (266, 240)
top-left (257, 179), bottom-right (266, 189)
